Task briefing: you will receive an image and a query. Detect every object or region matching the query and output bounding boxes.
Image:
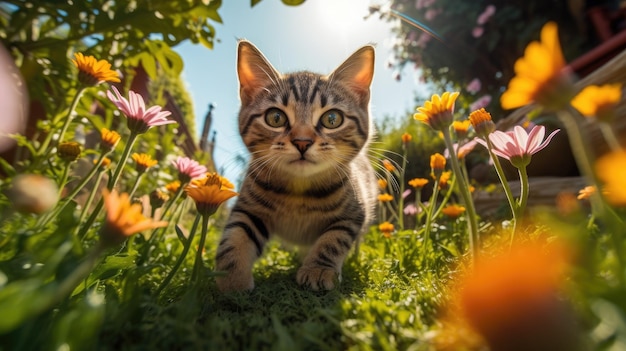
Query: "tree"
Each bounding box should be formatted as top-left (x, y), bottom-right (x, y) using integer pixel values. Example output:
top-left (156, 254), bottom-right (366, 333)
top-left (371, 0), bottom-right (593, 117)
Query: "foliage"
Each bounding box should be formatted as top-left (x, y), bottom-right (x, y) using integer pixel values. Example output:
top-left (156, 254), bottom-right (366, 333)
top-left (373, 0), bottom-right (589, 117)
top-left (0, 0), bottom-right (222, 142)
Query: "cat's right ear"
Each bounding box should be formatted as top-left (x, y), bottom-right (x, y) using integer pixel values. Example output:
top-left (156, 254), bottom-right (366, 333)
top-left (237, 40), bottom-right (281, 106)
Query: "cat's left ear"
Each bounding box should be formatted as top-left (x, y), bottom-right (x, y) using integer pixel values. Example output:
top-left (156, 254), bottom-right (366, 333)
top-left (328, 45), bottom-right (375, 100)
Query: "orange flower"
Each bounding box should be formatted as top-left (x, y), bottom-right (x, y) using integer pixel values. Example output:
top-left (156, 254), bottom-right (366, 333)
top-left (379, 221), bottom-right (394, 238)
top-left (378, 178), bottom-right (388, 189)
top-left (382, 159), bottom-right (396, 172)
top-left (438, 171), bottom-right (452, 189)
top-left (94, 157), bottom-right (112, 170)
top-left (571, 83), bottom-right (623, 122)
top-left (401, 132), bottom-right (412, 144)
top-left (100, 128), bottom-right (121, 151)
top-left (430, 153), bottom-right (446, 178)
top-left (441, 204), bottom-right (466, 218)
top-left (468, 108), bottom-right (496, 137)
top-left (72, 52), bottom-right (121, 86)
top-left (185, 173), bottom-right (238, 216)
top-left (378, 193), bottom-right (394, 202)
top-left (100, 189), bottom-right (167, 247)
top-left (408, 178), bottom-right (429, 188)
top-left (132, 153), bottom-right (158, 173)
top-left (458, 242), bottom-right (574, 351)
top-left (414, 92), bottom-right (460, 131)
top-left (595, 151), bottom-right (626, 206)
top-left (500, 22), bottom-right (575, 111)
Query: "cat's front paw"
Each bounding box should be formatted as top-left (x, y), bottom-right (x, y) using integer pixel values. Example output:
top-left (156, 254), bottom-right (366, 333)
top-left (216, 272), bottom-right (254, 292)
top-left (296, 265), bottom-right (341, 291)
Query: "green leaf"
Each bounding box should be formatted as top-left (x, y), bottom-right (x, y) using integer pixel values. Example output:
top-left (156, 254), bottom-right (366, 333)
top-left (175, 225), bottom-right (187, 244)
top-left (251, 0), bottom-right (263, 7)
top-left (139, 53), bottom-right (158, 79)
top-left (0, 157), bottom-right (16, 177)
top-left (72, 252), bottom-right (137, 296)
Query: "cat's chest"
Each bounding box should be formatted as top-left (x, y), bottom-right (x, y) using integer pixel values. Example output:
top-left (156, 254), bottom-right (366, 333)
top-left (269, 197), bottom-right (330, 245)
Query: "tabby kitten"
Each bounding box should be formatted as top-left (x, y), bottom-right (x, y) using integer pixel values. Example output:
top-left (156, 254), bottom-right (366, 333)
top-left (215, 40), bottom-right (378, 292)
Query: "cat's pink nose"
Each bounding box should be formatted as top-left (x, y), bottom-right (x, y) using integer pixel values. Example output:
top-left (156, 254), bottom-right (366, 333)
top-left (291, 138), bottom-right (313, 154)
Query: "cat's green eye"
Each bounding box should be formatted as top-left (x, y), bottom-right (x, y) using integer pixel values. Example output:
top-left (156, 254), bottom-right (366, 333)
top-left (264, 108), bottom-right (288, 128)
top-left (320, 109), bottom-right (344, 129)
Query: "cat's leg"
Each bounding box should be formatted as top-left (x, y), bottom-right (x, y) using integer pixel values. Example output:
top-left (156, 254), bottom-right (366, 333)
top-left (215, 210), bottom-right (269, 292)
top-left (296, 225), bottom-right (358, 291)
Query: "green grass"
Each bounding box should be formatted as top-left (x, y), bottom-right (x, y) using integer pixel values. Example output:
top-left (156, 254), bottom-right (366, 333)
top-left (90, 226), bottom-right (459, 351)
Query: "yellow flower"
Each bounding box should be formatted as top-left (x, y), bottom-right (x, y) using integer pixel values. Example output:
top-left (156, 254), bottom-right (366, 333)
top-left (408, 178), bottom-right (429, 188)
top-left (379, 221), bottom-right (394, 238)
top-left (100, 189), bottom-right (168, 247)
top-left (72, 52), bottom-right (121, 86)
top-left (500, 22), bottom-right (575, 110)
top-left (577, 185), bottom-right (596, 200)
top-left (100, 128), bottom-right (121, 152)
top-left (132, 153), bottom-right (158, 173)
top-left (414, 92), bottom-right (460, 131)
top-left (452, 120), bottom-right (471, 139)
top-left (595, 151), bottom-right (626, 206)
top-left (468, 108), bottom-right (496, 137)
top-left (165, 180), bottom-right (181, 194)
top-left (57, 141), bottom-right (81, 162)
top-left (185, 173), bottom-right (238, 216)
top-left (441, 204), bottom-right (466, 218)
top-left (571, 83), bottom-right (623, 122)
top-left (382, 159), bottom-right (396, 172)
top-left (378, 193), bottom-right (394, 202)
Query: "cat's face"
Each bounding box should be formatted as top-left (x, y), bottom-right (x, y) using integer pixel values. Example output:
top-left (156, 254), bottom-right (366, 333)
top-left (236, 41), bottom-right (375, 178)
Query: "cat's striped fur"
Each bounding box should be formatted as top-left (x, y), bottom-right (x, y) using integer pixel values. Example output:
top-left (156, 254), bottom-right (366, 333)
top-left (215, 40), bottom-right (378, 292)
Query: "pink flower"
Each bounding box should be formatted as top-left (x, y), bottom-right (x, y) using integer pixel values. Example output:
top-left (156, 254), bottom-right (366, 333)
top-left (173, 156), bottom-right (207, 182)
top-left (404, 203), bottom-right (418, 215)
top-left (476, 125), bottom-right (560, 168)
top-left (472, 26), bottom-right (484, 38)
top-left (469, 94), bottom-right (492, 111)
top-left (444, 139), bottom-right (478, 159)
top-left (107, 86), bottom-right (176, 134)
top-left (477, 5), bottom-right (496, 25)
top-left (466, 78), bottom-right (482, 94)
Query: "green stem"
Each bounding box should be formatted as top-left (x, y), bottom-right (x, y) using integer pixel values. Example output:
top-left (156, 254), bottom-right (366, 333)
top-left (397, 149), bottom-right (408, 230)
top-left (511, 165), bottom-right (530, 247)
top-left (414, 191), bottom-right (422, 229)
top-left (485, 138), bottom-right (520, 235)
top-left (37, 153), bottom-right (107, 230)
top-left (443, 129), bottom-right (480, 262)
top-left (54, 244), bottom-right (103, 300)
top-left (40, 86), bottom-right (86, 156)
top-left (76, 170), bottom-right (105, 239)
top-left (423, 180), bottom-right (440, 252)
top-left (57, 161), bottom-right (73, 197)
top-left (156, 214), bottom-right (201, 295)
top-left (431, 177), bottom-right (457, 219)
top-left (598, 122), bottom-right (623, 152)
top-left (141, 185), bottom-right (186, 262)
top-left (127, 172), bottom-right (145, 199)
top-left (108, 131), bottom-right (138, 190)
top-left (191, 214), bottom-right (211, 285)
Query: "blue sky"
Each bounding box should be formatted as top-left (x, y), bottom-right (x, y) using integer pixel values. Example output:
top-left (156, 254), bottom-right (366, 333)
top-left (176, 0), bottom-right (426, 183)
